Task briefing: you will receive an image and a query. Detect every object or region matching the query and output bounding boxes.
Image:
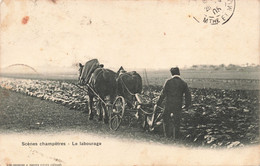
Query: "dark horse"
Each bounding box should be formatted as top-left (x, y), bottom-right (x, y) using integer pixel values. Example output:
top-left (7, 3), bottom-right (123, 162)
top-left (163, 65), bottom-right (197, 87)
top-left (116, 66), bottom-right (142, 107)
top-left (79, 62), bottom-right (117, 123)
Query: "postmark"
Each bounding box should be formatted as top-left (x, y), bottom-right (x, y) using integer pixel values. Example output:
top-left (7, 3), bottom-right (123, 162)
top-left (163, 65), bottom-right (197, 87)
top-left (192, 0), bottom-right (236, 25)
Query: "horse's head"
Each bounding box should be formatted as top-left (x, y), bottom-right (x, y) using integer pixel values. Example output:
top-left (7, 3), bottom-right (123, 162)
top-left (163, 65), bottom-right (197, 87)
top-left (117, 66), bottom-right (126, 76)
top-left (78, 63), bottom-right (84, 82)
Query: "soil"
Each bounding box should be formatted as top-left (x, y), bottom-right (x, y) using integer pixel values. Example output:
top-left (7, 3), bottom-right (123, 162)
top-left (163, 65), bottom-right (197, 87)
top-left (0, 88), bottom-right (177, 146)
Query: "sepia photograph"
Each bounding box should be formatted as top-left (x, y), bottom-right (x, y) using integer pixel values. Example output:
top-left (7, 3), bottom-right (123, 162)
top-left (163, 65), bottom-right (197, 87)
top-left (0, 0), bottom-right (259, 165)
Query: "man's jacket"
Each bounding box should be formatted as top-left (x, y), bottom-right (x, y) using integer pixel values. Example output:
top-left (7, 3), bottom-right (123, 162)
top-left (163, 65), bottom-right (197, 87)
top-left (157, 75), bottom-right (191, 112)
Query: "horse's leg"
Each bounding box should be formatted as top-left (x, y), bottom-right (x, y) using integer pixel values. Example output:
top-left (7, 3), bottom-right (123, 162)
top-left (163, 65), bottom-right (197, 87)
top-left (97, 100), bottom-right (103, 121)
top-left (101, 97), bottom-right (109, 124)
top-left (110, 93), bottom-right (116, 106)
top-left (88, 95), bottom-right (94, 120)
top-left (104, 94), bottom-right (116, 124)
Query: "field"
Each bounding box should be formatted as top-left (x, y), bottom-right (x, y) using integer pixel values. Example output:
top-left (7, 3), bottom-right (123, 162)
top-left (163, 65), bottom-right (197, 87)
top-left (0, 69), bottom-right (259, 148)
top-left (144, 69), bottom-right (260, 90)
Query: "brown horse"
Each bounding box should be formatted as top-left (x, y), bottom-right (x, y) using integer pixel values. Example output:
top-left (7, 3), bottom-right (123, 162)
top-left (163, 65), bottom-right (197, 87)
top-left (79, 62), bottom-right (117, 123)
top-left (116, 66), bottom-right (142, 107)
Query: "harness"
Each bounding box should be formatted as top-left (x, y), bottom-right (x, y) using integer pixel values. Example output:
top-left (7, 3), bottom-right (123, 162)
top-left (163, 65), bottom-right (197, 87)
top-left (119, 73), bottom-right (136, 96)
top-left (86, 84), bottom-right (108, 106)
top-left (79, 68), bottom-right (110, 106)
top-left (89, 68), bottom-right (104, 87)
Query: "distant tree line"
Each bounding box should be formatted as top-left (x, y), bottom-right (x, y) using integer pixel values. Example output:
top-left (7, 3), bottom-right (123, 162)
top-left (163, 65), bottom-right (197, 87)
top-left (189, 64), bottom-right (260, 71)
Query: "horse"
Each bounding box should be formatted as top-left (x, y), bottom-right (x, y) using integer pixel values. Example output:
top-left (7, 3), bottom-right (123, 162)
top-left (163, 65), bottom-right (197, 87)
top-left (78, 62), bottom-right (117, 124)
top-left (116, 66), bottom-right (142, 107)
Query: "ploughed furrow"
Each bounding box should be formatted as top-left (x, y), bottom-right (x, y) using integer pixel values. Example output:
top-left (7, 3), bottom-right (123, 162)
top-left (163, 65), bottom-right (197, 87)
top-left (0, 77), bottom-right (89, 111)
top-left (0, 77), bottom-right (259, 148)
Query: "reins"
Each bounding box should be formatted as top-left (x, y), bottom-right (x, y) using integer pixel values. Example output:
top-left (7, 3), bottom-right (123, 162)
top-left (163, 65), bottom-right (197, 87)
top-left (86, 84), bottom-right (108, 106)
top-left (78, 68), bottom-right (111, 106)
top-left (72, 83), bottom-right (89, 93)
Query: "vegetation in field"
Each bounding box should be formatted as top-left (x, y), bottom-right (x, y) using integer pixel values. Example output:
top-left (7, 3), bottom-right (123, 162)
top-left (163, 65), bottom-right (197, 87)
top-left (0, 77), bottom-right (258, 148)
top-left (145, 85), bottom-right (259, 148)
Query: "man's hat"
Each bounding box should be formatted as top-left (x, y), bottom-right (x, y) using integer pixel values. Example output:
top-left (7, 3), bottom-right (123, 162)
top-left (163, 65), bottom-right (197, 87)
top-left (170, 67), bottom-right (180, 75)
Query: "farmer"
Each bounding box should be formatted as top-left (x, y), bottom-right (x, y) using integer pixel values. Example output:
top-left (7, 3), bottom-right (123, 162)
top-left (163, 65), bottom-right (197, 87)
top-left (155, 67), bottom-right (191, 139)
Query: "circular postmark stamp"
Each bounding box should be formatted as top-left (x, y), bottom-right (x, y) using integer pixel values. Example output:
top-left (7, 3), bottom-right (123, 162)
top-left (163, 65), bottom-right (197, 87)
top-left (192, 0), bottom-right (236, 25)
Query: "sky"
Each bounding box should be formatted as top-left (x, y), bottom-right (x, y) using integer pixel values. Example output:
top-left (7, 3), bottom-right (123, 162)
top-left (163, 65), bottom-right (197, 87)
top-left (0, 0), bottom-right (259, 72)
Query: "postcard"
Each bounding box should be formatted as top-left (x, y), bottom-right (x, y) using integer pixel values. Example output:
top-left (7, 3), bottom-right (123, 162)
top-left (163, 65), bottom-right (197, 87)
top-left (0, 0), bottom-right (259, 165)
